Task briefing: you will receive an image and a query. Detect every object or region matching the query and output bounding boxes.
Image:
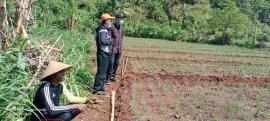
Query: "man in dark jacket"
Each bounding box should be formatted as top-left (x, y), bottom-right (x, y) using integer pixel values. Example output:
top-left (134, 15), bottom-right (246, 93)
top-left (92, 13), bottom-right (114, 95)
top-left (106, 13), bottom-right (125, 84)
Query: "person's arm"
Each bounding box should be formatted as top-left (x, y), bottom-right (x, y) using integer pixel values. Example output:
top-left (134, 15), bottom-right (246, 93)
top-left (99, 28), bottom-right (113, 45)
top-left (111, 27), bottom-right (118, 39)
top-left (121, 28), bottom-right (124, 40)
top-left (62, 83), bottom-right (87, 104)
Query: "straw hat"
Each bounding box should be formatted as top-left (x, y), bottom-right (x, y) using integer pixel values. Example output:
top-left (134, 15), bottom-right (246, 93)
top-left (40, 61), bottom-right (73, 81)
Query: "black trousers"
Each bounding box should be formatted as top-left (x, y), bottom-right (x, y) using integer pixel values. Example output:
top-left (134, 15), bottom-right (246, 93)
top-left (93, 51), bottom-right (111, 91)
top-left (107, 53), bottom-right (121, 80)
top-left (47, 109), bottom-right (80, 121)
top-left (31, 109), bottom-right (80, 121)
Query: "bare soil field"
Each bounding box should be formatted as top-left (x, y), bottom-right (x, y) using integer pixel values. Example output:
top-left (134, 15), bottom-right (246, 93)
top-left (74, 37), bottom-right (270, 121)
top-left (115, 37), bottom-right (270, 121)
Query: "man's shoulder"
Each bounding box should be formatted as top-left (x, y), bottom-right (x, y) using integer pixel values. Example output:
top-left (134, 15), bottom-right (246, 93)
top-left (110, 26), bottom-right (117, 32)
top-left (97, 27), bottom-right (109, 34)
top-left (36, 82), bottom-right (48, 93)
top-left (97, 25), bottom-right (107, 30)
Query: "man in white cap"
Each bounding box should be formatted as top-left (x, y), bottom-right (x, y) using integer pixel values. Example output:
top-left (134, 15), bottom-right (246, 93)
top-left (31, 61), bottom-right (98, 121)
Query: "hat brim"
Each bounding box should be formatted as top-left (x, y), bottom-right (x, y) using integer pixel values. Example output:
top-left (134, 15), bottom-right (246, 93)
top-left (108, 17), bottom-right (115, 19)
top-left (40, 61), bottom-right (73, 81)
top-left (101, 17), bottom-right (115, 21)
top-left (40, 66), bottom-right (73, 81)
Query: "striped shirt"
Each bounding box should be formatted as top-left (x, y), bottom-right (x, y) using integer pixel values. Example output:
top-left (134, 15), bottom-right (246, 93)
top-left (32, 81), bottom-right (73, 116)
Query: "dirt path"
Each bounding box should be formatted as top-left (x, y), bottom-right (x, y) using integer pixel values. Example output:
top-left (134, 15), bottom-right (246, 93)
top-left (72, 77), bottom-right (121, 121)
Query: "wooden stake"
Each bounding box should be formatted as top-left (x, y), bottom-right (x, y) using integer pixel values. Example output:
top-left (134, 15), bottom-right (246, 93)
top-left (110, 90), bottom-right (116, 121)
top-left (123, 57), bottom-right (129, 79)
top-left (121, 56), bottom-right (125, 79)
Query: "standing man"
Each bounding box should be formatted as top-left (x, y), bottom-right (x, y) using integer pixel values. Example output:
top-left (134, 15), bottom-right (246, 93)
top-left (106, 13), bottom-right (126, 84)
top-left (92, 13), bottom-right (114, 95)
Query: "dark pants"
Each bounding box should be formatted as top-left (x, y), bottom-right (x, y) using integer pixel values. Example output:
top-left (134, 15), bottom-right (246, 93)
top-left (47, 109), bottom-right (80, 121)
top-left (31, 109), bottom-right (80, 121)
top-left (93, 51), bottom-right (111, 91)
top-left (107, 53), bottom-right (121, 80)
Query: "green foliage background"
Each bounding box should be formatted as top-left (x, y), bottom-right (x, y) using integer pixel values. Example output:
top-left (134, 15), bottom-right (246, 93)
top-left (33, 0), bottom-right (270, 47)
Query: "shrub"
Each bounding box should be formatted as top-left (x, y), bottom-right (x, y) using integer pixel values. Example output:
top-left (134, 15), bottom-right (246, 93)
top-left (257, 33), bottom-right (270, 42)
top-left (0, 27), bottom-right (94, 120)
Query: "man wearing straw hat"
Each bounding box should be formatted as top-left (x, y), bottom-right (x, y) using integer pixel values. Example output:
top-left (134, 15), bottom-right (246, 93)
top-left (92, 13), bottom-right (114, 95)
top-left (31, 61), bottom-right (98, 121)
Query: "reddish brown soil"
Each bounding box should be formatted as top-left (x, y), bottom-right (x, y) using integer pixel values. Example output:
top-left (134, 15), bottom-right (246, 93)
top-left (113, 64), bottom-right (270, 121)
top-left (73, 76), bottom-right (121, 121)
top-left (114, 77), bottom-right (134, 121)
top-left (128, 71), bottom-right (270, 86)
top-left (125, 46), bottom-right (261, 55)
top-left (125, 47), bottom-right (270, 59)
top-left (113, 72), bottom-right (270, 121)
top-left (74, 45), bottom-right (270, 121)
top-left (113, 51), bottom-right (270, 120)
top-left (124, 55), bottom-right (266, 66)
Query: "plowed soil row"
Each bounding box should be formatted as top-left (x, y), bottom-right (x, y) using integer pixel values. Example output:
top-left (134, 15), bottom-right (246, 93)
top-left (128, 71), bottom-right (270, 86)
top-left (114, 40), bottom-right (270, 121)
top-left (124, 55), bottom-right (266, 67)
top-left (75, 39), bottom-right (270, 121)
top-left (124, 47), bottom-right (270, 59)
top-left (114, 71), bottom-right (270, 121)
top-left (114, 62), bottom-right (270, 121)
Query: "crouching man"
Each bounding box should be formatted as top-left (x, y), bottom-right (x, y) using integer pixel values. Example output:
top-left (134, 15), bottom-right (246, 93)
top-left (31, 61), bottom-right (98, 121)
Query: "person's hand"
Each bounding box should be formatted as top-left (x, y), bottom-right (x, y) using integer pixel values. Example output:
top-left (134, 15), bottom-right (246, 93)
top-left (86, 97), bottom-right (99, 104)
top-left (73, 104), bottom-right (87, 111)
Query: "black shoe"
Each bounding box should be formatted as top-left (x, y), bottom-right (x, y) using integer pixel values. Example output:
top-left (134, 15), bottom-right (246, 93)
top-left (91, 90), bottom-right (106, 95)
top-left (96, 91), bottom-right (106, 95)
top-left (91, 89), bottom-right (97, 94)
top-left (110, 78), bottom-right (120, 82)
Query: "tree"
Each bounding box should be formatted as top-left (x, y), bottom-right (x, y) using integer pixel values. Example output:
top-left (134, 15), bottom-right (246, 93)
top-left (163, 0), bottom-right (177, 26)
top-left (13, 0), bottom-right (34, 39)
top-left (0, 0), bottom-right (9, 50)
top-left (65, 0), bottom-right (78, 32)
top-left (210, 0), bottom-right (235, 9)
top-left (208, 6), bottom-right (250, 44)
top-left (159, 0), bottom-right (197, 28)
top-left (257, 8), bottom-right (270, 25)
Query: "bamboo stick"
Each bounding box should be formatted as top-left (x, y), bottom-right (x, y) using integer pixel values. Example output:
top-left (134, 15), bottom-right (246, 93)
top-left (45, 46), bottom-right (64, 53)
top-left (110, 90), bottom-right (116, 121)
top-left (47, 35), bottom-right (62, 54)
top-left (123, 57), bottom-right (129, 79)
top-left (121, 56), bottom-right (125, 79)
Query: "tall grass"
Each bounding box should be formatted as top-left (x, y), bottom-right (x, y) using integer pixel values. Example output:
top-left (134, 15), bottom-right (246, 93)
top-left (0, 27), bottom-right (94, 120)
top-left (31, 27), bottom-right (95, 96)
top-left (0, 48), bottom-right (34, 120)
